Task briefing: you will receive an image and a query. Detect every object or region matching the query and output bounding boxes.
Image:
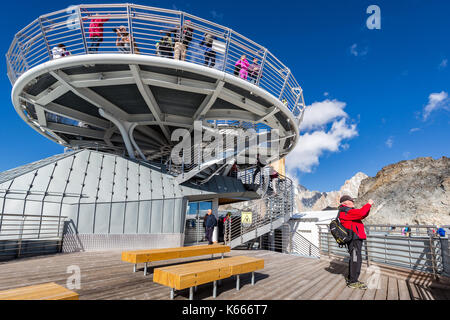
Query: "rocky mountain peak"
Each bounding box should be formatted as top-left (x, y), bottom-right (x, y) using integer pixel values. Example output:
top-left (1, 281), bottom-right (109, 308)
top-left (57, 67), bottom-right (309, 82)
top-left (356, 156), bottom-right (450, 225)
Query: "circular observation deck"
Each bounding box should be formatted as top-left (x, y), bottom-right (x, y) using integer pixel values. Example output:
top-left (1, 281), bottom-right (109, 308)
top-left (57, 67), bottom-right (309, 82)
top-left (7, 4), bottom-right (305, 175)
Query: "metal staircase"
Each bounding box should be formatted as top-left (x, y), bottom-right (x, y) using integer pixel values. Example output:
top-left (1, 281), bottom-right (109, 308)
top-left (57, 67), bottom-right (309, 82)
top-left (224, 171), bottom-right (294, 249)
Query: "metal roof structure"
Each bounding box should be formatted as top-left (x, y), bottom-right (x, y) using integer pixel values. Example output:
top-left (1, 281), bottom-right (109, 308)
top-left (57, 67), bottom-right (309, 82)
top-left (6, 4), bottom-right (306, 184)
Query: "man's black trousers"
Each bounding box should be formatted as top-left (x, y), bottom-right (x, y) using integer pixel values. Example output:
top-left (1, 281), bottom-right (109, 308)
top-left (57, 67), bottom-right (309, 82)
top-left (347, 239), bottom-right (363, 283)
top-left (205, 227), bottom-right (214, 244)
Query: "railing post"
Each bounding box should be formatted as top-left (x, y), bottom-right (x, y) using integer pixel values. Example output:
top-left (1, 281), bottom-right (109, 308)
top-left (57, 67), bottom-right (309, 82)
top-left (127, 4), bottom-right (135, 54)
top-left (278, 69), bottom-right (291, 100)
top-left (256, 48), bottom-right (267, 86)
top-left (77, 6), bottom-right (89, 54)
top-left (15, 35), bottom-right (30, 71)
top-left (222, 29), bottom-right (232, 73)
top-left (365, 239), bottom-right (370, 266)
top-left (17, 216), bottom-right (25, 258)
top-left (428, 234), bottom-right (438, 279)
top-left (37, 18), bottom-right (52, 60)
top-left (327, 228), bottom-right (331, 258)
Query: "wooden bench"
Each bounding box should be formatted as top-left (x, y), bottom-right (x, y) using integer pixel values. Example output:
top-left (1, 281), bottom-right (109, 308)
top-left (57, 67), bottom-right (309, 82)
top-left (122, 244), bottom-right (231, 275)
top-left (153, 256), bottom-right (264, 300)
top-left (0, 282), bottom-right (79, 300)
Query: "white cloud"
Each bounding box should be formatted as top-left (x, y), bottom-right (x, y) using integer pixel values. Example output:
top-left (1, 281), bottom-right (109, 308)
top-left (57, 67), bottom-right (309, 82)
top-left (439, 59), bottom-right (448, 70)
top-left (300, 99), bottom-right (348, 131)
top-left (350, 43), bottom-right (368, 57)
top-left (409, 127), bottom-right (420, 133)
top-left (423, 91), bottom-right (450, 120)
top-left (385, 137), bottom-right (394, 148)
top-left (323, 92), bottom-right (329, 97)
top-left (286, 117), bottom-right (358, 175)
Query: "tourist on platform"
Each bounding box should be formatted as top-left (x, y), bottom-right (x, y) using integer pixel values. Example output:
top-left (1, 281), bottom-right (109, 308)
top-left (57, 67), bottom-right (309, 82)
top-left (200, 32), bottom-right (216, 67)
top-left (52, 44), bottom-right (70, 59)
top-left (169, 20), bottom-right (194, 61)
top-left (252, 155), bottom-right (266, 186)
top-left (437, 226), bottom-right (446, 237)
top-left (156, 32), bottom-right (174, 58)
top-left (268, 166), bottom-right (279, 194)
top-left (248, 58), bottom-right (261, 84)
top-left (84, 13), bottom-right (110, 53)
top-left (114, 26), bottom-right (139, 54)
top-left (234, 55), bottom-right (250, 80)
top-left (338, 195), bottom-right (374, 290)
top-left (404, 224), bottom-right (412, 237)
top-left (205, 209), bottom-right (217, 245)
top-left (223, 212), bottom-right (232, 224)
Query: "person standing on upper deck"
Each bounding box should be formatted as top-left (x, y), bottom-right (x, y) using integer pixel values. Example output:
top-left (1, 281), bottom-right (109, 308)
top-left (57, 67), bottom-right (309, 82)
top-left (200, 32), bottom-right (216, 67)
top-left (84, 13), bottom-right (110, 53)
top-left (234, 55), bottom-right (250, 80)
top-left (338, 195), bottom-right (374, 290)
top-left (170, 20), bottom-right (194, 61)
top-left (248, 58), bottom-right (261, 84)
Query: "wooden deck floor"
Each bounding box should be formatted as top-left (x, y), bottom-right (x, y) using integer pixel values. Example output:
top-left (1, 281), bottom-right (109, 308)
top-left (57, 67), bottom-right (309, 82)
top-left (0, 249), bottom-right (449, 300)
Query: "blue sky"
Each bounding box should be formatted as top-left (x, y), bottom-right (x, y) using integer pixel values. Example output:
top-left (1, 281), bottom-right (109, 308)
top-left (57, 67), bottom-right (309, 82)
top-left (0, 0), bottom-right (449, 192)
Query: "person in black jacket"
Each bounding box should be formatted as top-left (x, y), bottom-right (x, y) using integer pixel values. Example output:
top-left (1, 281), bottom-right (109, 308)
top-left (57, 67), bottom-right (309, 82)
top-left (169, 20), bottom-right (194, 61)
top-left (205, 209), bottom-right (217, 245)
top-left (200, 32), bottom-right (216, 67)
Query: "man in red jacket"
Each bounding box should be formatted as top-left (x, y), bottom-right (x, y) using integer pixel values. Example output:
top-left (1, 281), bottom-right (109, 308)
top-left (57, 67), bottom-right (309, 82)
top-left (338, 195), bottom-right (374, 289)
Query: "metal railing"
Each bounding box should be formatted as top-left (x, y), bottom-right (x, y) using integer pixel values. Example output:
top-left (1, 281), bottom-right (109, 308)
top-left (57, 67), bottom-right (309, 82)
top-left (317, 224), bottom-right (450, 278)
top-left (6, 3), bottom-right (305, 123)
top-left (0, 213), bottom-right (67, 259)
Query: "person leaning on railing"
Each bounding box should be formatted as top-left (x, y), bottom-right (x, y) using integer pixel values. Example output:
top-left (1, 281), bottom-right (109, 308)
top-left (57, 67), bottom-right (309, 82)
top-left (338, 195), bottom-right (374, 290)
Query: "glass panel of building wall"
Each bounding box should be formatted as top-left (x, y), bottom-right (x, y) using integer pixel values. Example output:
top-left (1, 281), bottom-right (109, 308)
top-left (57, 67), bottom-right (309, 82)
top-left (184, 201), bottom-right (212, 245)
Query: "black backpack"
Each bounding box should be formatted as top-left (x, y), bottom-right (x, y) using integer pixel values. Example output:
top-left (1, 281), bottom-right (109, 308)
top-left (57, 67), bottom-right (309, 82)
top-left (329, 206), bottom-right (352, 247)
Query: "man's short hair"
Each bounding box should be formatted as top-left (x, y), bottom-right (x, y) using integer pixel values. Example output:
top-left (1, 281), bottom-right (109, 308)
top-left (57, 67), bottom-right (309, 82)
top-left (340, 195), bottom-right (354, 203)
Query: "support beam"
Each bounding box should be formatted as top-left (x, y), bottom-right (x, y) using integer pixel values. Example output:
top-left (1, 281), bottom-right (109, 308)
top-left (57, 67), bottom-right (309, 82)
top-left (68, 69), bottom-right (216, 95)
top-left (219, 88), bottom-right (268, 117)
top-left (34, 104), bottom-right (47, 127)
top-left (21, 93), bottom-right (111, 130)
top-left (128, 123), bottom-right (147, 160)
top-left (256, 106), bottom-right (279, 123)
top-left (204, 109), bottom-right (258, 122)
top-left (99, 108), bottom-right (136, 160)
top-left (192, 80), bottom-right (224, 122)
top-left (35, 85), bottom-right (69, 106)
top-left (129, 64), bottom-right (171, 142)
top-left (46, 122), bottom-right (105, 140)
top-left (50, 70), bottom-right (129, 121)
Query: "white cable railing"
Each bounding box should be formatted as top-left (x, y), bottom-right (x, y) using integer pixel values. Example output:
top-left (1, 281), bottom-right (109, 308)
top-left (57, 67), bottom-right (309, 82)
top-left (0, 213), bottom-right (67, 260)
top-left (317, 224), bottom-right (449, 279)
top-left (6, 4), bottom-right (305, 123)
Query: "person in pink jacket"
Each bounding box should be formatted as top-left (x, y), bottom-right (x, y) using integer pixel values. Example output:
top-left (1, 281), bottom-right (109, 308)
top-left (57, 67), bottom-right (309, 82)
top-left (82, 13), bottom-right (110, 53)
top-left (234, 55), bottom-right (250, 80)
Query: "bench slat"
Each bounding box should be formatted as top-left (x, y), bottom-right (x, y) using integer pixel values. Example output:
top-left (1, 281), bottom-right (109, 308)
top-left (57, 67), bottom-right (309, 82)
top-left (153, 256), bottom-right (264, 290)
top-left (0, 282), bottom-right (79, 300)
top-left (122, 244), bottom-right (230, 264)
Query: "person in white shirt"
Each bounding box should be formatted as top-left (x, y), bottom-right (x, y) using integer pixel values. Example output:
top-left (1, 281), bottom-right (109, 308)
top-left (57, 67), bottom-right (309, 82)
top-left (52, 44), bottom-right (70, 59)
